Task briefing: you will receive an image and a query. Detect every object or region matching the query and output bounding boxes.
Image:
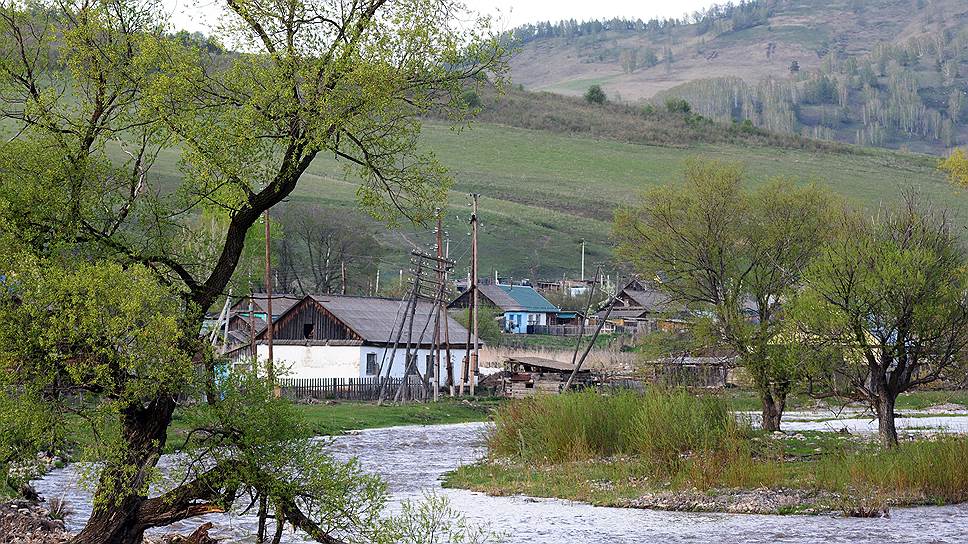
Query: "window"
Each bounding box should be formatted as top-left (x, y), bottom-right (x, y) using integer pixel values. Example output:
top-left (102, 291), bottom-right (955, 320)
top-left (405, 353), bottom-right (418, 375)
top-left (303, 323), bottom-right (315, 339)
top-left (365, 353), bottom-right (378, 376)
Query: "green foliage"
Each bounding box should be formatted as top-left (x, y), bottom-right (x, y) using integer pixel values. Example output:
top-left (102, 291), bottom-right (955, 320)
top-left (665, 97), bottom-right (692, 114)
top-left (939, 148), bottom-right (968, 186)
top-left (487, 389), bottom-right (745, 466)
top-left (584, 84), bottom-right (607, 105)
top-left (789, 195), bottom-right (968, 445)
top-left (614, 158), bottom-right (838, 428)
top-left (455, 306), bottom-right (502, 345)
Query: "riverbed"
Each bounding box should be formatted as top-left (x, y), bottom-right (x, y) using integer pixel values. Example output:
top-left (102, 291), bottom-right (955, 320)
top-left (32, 414), bottom-right (968, 543)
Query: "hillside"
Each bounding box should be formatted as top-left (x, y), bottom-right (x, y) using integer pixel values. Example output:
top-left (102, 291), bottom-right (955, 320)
top-left (142, 116), bottom-right (962, 282)
top-left (506, 0), bottom-right (968, 154)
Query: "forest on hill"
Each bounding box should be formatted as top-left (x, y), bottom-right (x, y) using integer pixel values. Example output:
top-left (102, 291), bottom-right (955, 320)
top-left (505, 0), bottom-right (968, 154)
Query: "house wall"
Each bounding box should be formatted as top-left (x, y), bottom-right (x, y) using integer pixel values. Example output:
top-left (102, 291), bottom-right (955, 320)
top-left (257, 344), bottom-right (360, 379)
top-left (257, 344), bottom-right (470, 381)
top-left (359, 347), bottom-right (466, 380)
top-left (503, 311), bottom-right (548, 334)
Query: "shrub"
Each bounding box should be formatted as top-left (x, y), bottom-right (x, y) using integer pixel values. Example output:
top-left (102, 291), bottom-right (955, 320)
top-left (665, 97), bottom-right (692, 114)
top-left (584, 85), bottom-right (606, 105)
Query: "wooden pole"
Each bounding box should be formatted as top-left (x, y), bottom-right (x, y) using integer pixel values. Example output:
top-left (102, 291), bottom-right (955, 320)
top-left (564, 279), bottom-right (621, 391)
top-left (264, 210), bottom-right (277, 397)
top-left (434, 210), bottom-right (444, 402)
top-left (443, 231), bottom-right (454, 396)
top-left (470, 194), bottom-right (480, 397)
top-left (394, 261), bottom-right (423, 403)
top-left (341, 260), bottom-right (346, 294)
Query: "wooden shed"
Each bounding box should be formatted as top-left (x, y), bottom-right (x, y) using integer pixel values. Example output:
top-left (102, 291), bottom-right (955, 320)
top-left (501, 356), bottom-right (596, 398)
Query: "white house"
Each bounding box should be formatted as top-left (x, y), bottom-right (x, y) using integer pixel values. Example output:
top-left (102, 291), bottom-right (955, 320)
top-left (227, 294), bottom-right (476, 381)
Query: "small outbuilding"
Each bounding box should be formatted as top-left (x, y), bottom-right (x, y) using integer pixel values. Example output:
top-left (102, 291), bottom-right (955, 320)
top-left (501, 356), bottom-right (596, 398)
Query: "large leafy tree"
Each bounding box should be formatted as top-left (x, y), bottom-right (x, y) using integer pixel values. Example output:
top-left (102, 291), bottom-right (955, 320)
top-left (790, 195), bottom-right (968, 448)
top-left (0, 0), bottom-right (505, 542)
top-left (614, 159), bottom-right (836, 431)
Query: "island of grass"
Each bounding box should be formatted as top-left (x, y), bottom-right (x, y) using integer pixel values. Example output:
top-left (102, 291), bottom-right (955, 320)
top-left (441, 390), bottom-right (968, 516)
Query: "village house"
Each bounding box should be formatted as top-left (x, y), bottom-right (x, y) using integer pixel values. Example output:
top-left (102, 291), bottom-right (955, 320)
top-left (449, 282), bottom-right (563, 334)
top-left (599, 279), bottom-right (691, 334)
top-left (226, 294), bottom-right (475, 380)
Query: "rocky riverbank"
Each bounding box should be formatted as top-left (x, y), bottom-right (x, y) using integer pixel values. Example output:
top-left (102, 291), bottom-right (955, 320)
top-left (618, 487), bottom-right (850, 515)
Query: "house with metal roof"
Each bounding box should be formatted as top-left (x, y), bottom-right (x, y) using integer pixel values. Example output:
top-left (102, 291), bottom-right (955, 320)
top-left (227, 294), bottom-right (475, 381)
top-left (450, 283), bottom-right (561, 334)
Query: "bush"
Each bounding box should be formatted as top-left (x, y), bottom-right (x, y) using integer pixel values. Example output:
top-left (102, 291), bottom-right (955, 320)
top-left (487, 389), bottom-right (747, 466)
top-left (584, 85), bottom-right (606, 105)
top-left (462, 89), bottom-right (482, 109)
top-left (665, 97), bottom-right (692, 114)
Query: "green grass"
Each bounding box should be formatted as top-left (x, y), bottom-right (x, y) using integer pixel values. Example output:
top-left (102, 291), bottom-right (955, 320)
top-left (444, 390), bottom-right (968, 513)
top-left (141, 114), bottom-right (961, 280)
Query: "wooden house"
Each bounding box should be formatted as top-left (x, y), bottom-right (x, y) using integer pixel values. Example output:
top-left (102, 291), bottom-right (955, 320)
top-left (450, 283), bottom-right (560, 334)
top-left (226, 294), bottom-right (475, 380)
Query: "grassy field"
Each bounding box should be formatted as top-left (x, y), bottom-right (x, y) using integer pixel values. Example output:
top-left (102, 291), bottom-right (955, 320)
top-left (139, 118), bottom-right (962, 280)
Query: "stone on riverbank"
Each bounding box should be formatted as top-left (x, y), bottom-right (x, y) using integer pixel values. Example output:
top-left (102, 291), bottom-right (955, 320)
top-left (0, 500), bottom-right (69, 544)
top-left (621, 487), bottom-right (845, 515)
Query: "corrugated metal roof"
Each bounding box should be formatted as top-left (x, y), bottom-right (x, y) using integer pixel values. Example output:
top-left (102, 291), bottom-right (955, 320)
top-left (478, 284), bottom-right (558, 313)
top-left (309, 294), bottom-right (475, 346)
top-left (232, 294), bottom-right (303, 316)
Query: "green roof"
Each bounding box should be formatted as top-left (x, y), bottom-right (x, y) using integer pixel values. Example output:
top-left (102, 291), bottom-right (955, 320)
top-left (500, 285), bottom-right (558, 313)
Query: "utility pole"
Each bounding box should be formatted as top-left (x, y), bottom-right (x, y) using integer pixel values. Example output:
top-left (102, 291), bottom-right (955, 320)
top-left (375, 269), bottom-right (380, 295)
top-left (264, 210), bottom-right (277, 397)
top-left (443, 231), bottom-right (454, 396)
top-left (434, 209), bottom-right (444, 402)
top-left (341, 260), bottom-right (346, 295)
top-left (470, 194), bottom-right (480, 396)
top-left (580, 239), bottom-right (586, 282)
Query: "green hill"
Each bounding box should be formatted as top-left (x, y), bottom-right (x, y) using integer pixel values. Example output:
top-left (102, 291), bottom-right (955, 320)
top-left (144, 116), bottom-right (959, 281)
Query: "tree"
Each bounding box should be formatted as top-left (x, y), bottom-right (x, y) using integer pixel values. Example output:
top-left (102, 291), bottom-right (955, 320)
top-left (665, 97), bottom-right (692, 114)
top-left (790, 195), bottom-right (968, 448)
top-left (0, 0), bottom-right (505, 541)
top-left (615, 159), bottom-right (836, 431)
top-left (276, 205), bottom-right (384, 295)
top-left (939, 148), bottom-right (968, 186)
top-left (584, 84), bottom-right (607, 105)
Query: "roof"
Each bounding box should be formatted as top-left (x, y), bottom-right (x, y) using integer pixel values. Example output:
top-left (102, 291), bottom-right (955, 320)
top-left (232, 294), bottom-right (303, 316)
top-left (506, 356), bottom-right (582, 373)
top-left (477, 284), bottom-right (558, 313)
top-left (260, 294), bottom-right (475, 346)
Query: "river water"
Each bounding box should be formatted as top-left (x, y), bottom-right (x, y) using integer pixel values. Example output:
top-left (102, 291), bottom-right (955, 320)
top-left (33, 415), bottom-right (968, 543)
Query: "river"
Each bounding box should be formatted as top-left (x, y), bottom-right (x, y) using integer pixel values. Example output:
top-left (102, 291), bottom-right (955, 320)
top-left (32, 415), bottom-right (968, 543)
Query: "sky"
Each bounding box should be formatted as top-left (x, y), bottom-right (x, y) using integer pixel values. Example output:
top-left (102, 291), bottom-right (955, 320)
top-left (164, 1), bottom-right (720, 34)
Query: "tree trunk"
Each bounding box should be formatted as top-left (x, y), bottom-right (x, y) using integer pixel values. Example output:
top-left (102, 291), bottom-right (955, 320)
top-left (875, 393), bottom-right (899, 448)
top-left (760, 388), bottom-right (787, 432)
top-left (71, 397), bottom-right (176, 544)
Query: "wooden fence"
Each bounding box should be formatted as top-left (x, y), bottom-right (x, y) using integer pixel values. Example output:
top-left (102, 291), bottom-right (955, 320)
top-left (278, 377), bottom-right (426, 401)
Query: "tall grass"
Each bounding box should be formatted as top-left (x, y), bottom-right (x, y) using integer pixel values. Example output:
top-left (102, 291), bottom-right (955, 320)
top-left (816, 438), bottom-right (968, 504)
top-left (488, 389), bottom-right (748, 466)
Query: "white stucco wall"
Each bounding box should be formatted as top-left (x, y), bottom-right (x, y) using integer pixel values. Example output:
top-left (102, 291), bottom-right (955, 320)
top-left (256, 344), bottom-right (360, 380)
top-left (361, 347), bottom-right (473, 381)
top-left (257, 344), bottom-right (472, 381)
